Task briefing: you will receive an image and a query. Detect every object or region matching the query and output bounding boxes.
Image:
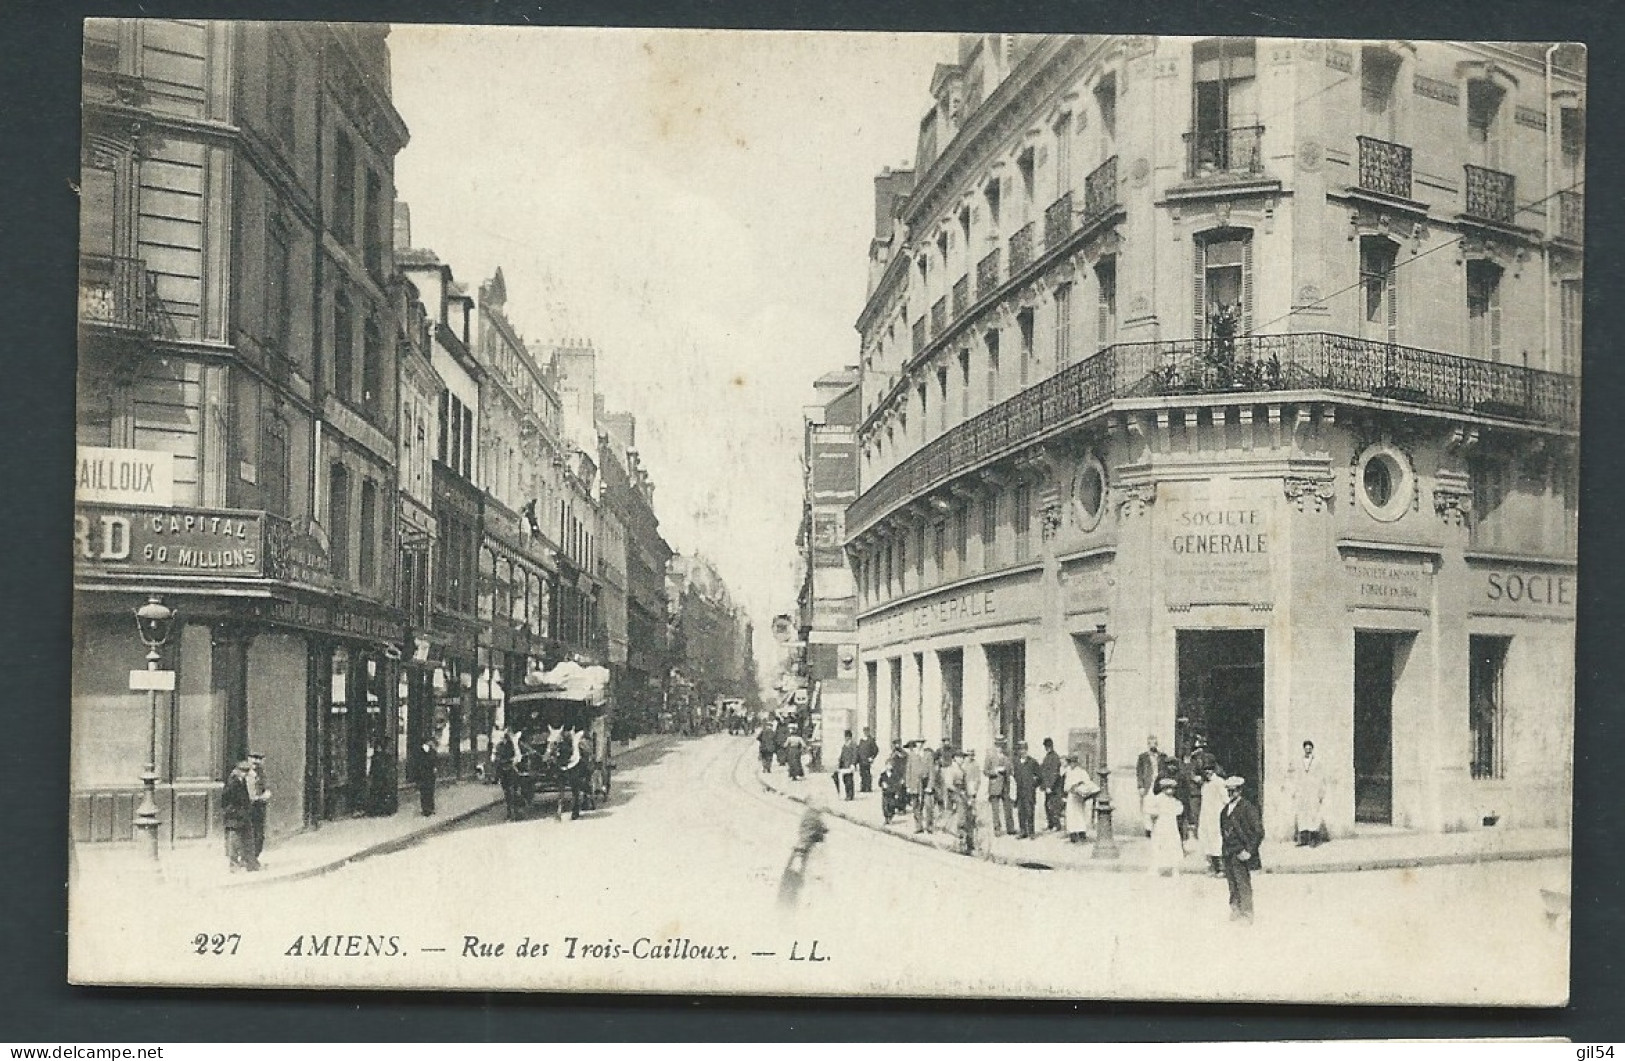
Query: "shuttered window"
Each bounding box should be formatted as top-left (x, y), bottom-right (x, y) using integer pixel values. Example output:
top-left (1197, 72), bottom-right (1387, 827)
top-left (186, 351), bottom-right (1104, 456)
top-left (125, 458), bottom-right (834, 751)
top-left (1195, 231), bottom-right (1252, 338)
top-left (1466, 260), bottom-right (1502, 362)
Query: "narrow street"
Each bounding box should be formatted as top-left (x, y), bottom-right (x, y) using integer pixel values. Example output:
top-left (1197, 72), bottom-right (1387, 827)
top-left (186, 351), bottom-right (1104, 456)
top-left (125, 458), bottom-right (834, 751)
top-left (75, 734), bottom-right (1568, 1004)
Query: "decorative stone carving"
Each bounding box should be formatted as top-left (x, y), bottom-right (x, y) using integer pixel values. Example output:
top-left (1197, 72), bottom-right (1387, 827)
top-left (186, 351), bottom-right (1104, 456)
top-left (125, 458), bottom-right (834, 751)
top-left (1284, 475), bottom-right (1336, 513)
top-left (1297, 139), bottom-right (1323, 172)
top-left (1116, 481), bottom-right (1157, 518)
top-left (1433, 487), bottom-right (1473, 526)
top-left (1040, 495), bottom-right (1064, 540)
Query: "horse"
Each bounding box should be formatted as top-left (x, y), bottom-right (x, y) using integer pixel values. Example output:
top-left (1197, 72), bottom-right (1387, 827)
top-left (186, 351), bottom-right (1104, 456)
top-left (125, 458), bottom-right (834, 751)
top-left (493, 730), bottom-right (529, 821)
top-left (539, 726), bottom-right (593, 820)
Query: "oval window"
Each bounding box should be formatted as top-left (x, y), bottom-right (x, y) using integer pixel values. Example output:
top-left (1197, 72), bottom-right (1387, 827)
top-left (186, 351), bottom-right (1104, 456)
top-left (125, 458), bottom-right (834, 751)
top-left (1356, 445), bottom-right (1412, 522)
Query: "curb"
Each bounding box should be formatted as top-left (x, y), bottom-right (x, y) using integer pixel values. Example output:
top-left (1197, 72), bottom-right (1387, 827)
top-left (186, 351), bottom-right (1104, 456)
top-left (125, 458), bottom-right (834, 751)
top-left (234, 734), bottom-right (681, 888)
top-left (756, 773), bottom-right (1571, 876)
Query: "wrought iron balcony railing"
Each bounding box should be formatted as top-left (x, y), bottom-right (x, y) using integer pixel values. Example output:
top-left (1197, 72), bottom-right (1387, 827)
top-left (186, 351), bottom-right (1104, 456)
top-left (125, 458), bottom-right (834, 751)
top-left (912, 316), bottom-right (926, 355)
top-left (1356, 136), bottom-right (1412, 199)
top-left (1558, 189), bottom-right (1584, 243)
top-left (79, 254), bottom-right (150, 332)
top-left (1464, 164), bottom-right (1516, 225)
top-left (1083, 156), bottom-right (1119, 221)
top-left (976, 249), bottom-right (1001, 300)
top-left (1184, 125), bottom-right (1265, 180)
top-left (849, 332), bottom-right (1578, 534)
top-left (952, 274), bottom-right (969, 317)
top-left (1044, 191), bottom-right (1074, 249)
top-left (931, 297), bottom-right (948, 338)
top-left (1009, 222), bottom-right (1036, 272)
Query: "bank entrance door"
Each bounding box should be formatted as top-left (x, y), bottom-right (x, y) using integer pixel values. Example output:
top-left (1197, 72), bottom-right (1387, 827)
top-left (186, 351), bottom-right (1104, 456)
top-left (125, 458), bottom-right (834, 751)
top-left (938, 648), bottom-right (964, 750)
top-left (1177, 630), bottom-right (1266, 809)
top-left (1354, 632), bottom-right (1407, 824)
top-left (986, 641), bottom-right (1027, 747)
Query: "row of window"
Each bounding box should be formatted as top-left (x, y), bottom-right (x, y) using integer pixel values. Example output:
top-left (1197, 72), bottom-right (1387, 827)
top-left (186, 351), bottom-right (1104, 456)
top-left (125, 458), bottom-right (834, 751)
top-left (857, 485), bottom-right (1034, 608)
top-left (326, 463), bottom-right (382, 591)
top-left (863, 229), bottom-right (1582, 478)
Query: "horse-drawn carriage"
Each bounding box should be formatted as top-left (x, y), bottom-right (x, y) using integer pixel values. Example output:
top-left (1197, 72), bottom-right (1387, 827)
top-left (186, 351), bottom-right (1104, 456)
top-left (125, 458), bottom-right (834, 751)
top-left (494, 662), bottom-right (612, 821)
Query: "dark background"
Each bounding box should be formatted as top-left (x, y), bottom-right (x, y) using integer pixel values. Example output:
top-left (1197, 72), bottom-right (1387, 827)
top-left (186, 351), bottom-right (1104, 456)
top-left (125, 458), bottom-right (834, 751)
top-left (6, 0), bottom-right (1621, 1041)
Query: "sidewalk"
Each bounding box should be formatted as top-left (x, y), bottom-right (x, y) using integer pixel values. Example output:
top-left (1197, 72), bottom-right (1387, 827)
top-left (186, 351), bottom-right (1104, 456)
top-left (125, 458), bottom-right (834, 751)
top-left (758, 759), bottom-right (1570, 875)
top-left (74, 732), bottom-right (676, 889)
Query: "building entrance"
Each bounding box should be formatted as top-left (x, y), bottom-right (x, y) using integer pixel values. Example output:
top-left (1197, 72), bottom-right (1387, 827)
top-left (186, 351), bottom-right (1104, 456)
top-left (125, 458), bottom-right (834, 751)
top-left (938, 648), bottom-right (964, 750)
top-left (986, 641), bottom-right (1026, 747)
top-left (1176, 629), bottom-right (1265, 808)
top-left (1354, 631), bottom-right (1408, 824)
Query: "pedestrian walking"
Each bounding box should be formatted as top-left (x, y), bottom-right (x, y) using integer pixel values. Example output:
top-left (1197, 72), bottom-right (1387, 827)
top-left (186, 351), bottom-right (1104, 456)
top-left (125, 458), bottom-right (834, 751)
top-left (1183, 735), bottom-right (1216, 842)
top-left (784, 724), bottom-right (808, 781)
top-left (905, 740), bottom-right (936, 833)
top-left (983, 737), bottom-right (1015, 836)
top-left (247, 752), bottom-right (271, 866)
top-left (778, 804), bottom-right (829, 909)
top-left (1040, 737), bottom-right (1065, 831)
top-left (1219, 775), bottom-right (1265, 923)
top-left (1136, 735), bottom-right (1171, 837)
top-left (757, 721), bottom-right (777, 773)
top-left (1063, 755), bottom-right (1100, 843)
top-left (1012, 741), bottom-right (1042, 840)
top-left (857, 728), bottom-right (879, 793)
top-left (1146, 777), bottom-right (1186, 876)
top-left (836, 730), bottom-right (859, 801)
top-left (1292, 739), bottom-right (1328, 846)
top-left (222, 759), bottom-right (257, 872)
top-left (417, 739), bottom-right (438, 816)
top-left (1199, 765), bottom-right (1227, 875)
top-left (878, 741), bottom-right (907, 824)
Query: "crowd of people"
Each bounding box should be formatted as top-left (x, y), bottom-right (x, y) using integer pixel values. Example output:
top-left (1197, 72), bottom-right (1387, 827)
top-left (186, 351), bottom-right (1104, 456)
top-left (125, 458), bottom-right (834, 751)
top-left (749, 717), bottom-right (1331, 926)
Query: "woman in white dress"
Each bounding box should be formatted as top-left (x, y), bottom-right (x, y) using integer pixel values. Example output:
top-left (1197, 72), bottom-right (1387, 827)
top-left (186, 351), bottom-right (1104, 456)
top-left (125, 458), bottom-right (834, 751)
top-left (1063, 755), bottom-right (1100, 843)
top-left (1145, 777), bottom-right (1185, 876)
top-left (1198, 765), bottom-right (1228, 875)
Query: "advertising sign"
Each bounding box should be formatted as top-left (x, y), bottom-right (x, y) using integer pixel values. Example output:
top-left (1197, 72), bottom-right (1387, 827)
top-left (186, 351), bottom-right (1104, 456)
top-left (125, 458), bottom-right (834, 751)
top-left (76, 446), bottom-right (175, 508)
top-left (74, 503), bottom-right (265, 579)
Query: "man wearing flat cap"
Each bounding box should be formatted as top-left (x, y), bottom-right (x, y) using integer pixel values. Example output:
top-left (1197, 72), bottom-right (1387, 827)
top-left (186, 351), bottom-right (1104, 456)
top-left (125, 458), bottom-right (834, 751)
top-left (246, 752), bottom-right (271, 868)
top-left (1219, 775), bottom-right (1264, 923)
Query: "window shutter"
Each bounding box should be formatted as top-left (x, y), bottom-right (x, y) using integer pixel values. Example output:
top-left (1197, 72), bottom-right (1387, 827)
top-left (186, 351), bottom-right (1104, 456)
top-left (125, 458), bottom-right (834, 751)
top-left (1194, 239), bottom-right (1207, 338)
top-left (1489, 277), bottom-right (1502, 362)
top-left (1386, 259), bottom-right (1397, 345)
top-left (1242, 237), bottom-right (1254, 334)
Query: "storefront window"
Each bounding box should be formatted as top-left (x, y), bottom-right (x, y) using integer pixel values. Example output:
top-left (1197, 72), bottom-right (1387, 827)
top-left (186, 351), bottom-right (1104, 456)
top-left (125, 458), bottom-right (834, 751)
top-left (1469, 636), bottom-right (1508, 780)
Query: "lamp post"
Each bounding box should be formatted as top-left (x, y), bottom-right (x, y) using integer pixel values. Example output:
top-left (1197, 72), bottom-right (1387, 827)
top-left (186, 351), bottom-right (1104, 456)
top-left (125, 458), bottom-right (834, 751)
top-left (133, 596), bottom-right (176, 862)
top-left (1089, 624), bottom-right (1119, 860)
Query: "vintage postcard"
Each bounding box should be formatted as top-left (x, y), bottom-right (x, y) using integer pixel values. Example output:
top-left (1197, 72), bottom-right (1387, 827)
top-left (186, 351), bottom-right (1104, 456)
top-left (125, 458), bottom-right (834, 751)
top-left (69, 23), bottom-right (1578, 1003)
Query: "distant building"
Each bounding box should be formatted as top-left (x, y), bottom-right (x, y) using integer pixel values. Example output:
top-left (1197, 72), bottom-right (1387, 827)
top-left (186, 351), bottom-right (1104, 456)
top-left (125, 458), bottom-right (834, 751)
top-left (795, 368), bottom-right (862, 741)
top-left (846, 36), bottom-right (1581, 839)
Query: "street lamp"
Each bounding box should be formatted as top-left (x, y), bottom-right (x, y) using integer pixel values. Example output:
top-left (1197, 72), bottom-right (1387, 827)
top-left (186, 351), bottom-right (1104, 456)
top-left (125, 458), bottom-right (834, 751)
top-left (133, 595), bottom-right (176, 862)
top-left (1089, 623), bottom-right (1119, 860)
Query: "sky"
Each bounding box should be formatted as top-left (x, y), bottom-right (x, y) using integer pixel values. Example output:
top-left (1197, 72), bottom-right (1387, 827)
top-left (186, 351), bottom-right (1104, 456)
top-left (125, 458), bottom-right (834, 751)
top-left (389, 26), bottom-right (956, 671)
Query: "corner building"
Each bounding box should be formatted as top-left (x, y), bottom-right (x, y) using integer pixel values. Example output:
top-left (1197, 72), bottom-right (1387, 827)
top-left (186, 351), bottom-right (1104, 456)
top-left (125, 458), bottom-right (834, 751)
top-left (847, 36), bottom-right (1581, 839)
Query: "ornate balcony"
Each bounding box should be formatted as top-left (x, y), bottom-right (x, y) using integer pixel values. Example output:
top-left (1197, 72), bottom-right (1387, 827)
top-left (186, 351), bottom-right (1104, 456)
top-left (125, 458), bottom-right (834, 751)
top-left (1083, 156), bottom-right (1119, 221)
top-left (912, 316), bottom-right (926, 355)
top-left (1183, 125), bottom-right (1264, 179)
top-left (952, 274), bottom-right (969, 317)
top-left (976, 249), bottom-right (1001, 300)
top-left (1464, 165), bottom-right (1516, 225)
top-left (1044, 191), bottom-right (1074, 249)
top-left (849, 332), bottom-right (1578, 535)
top-left (1009, 222), bottom-right (1036, 273)
top-left (1356, 136), bottom-right (1413, 199)
top-left (1558, 190), bottom-right (1584, 243)
top-left (78, 254), bottom-right (151, 333)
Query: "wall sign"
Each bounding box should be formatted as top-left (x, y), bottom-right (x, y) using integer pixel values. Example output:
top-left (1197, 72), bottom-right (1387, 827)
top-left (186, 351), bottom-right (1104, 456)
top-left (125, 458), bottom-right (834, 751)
top-left (76, 447), bottom-right (175, 508)
top-left (1163, 485), bottom-right (1275, 607)
top-left (1343, 553), bottom-right (1433, 611)
top-left (74, 503), bottom-right (264, 578)
top-left (1470, 565), bottom-right (1576, 620)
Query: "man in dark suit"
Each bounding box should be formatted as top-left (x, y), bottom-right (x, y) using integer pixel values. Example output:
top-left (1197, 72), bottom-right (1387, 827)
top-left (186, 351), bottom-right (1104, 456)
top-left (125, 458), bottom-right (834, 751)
top-left (1012, 741), bottom-right (1043, 839)
top-left (1039, 737), bottom-right (1065, 832)
top-left (1136, 735), bottom-right (1171, 836)
top-left (856, 728), bottom-right (879, 793)
top-left (1219, 775), bottom-right (1265, 924)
